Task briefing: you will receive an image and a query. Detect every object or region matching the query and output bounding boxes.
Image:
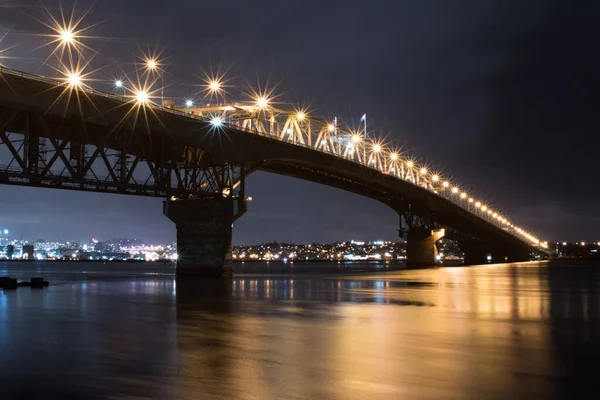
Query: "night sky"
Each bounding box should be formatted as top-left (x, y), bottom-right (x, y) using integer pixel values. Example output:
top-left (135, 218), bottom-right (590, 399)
top-left (0, 0), bottom-right (598, 244)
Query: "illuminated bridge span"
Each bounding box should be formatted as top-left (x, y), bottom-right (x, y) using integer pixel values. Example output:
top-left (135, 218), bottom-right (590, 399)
top-left (0, 65), bottom-right (547, 275)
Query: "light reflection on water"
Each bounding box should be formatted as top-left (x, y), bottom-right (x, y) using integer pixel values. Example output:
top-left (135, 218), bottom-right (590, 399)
top-left (0, 260), bottom-right (599, 399)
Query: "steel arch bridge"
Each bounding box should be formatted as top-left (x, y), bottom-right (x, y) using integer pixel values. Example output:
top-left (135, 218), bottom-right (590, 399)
top-left (0, 66), bottom-right (548, 275)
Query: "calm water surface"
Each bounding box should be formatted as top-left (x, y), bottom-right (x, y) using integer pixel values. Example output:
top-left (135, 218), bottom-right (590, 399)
top-left (1, 260), bottom-right (599, 399)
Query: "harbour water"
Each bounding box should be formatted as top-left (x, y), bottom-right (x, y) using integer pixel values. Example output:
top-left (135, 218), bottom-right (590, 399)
top-left (1, 260), bottom-right (599, 399)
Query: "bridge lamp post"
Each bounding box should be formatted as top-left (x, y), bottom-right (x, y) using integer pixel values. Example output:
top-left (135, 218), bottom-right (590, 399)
top-left (389, 153), bottom-right (398, 174)
top-left (114, 80), bottom-right (124, 89)
top-left (372, 144), bottom-right (382, 169)
top-left (145, 59), bottom-right (164, 105)
top-left (419, 167), bottom-right (427, 186)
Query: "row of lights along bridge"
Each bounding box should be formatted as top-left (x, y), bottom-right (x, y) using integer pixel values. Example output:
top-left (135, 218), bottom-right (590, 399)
top-left (0, 9), bottom-right (545, 248)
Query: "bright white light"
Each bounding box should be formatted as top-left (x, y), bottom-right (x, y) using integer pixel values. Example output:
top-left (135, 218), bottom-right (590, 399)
top-left (406, 161), bottom-right (414, 168)
top-left (146, 59), bottom-right (157, 70)
top-left (432, 174), bottom-right (439, 182)
top-left (390, 153), bottom-right (398, 161)
top-left (185, 99), bottom-right (194, 108)
top-left (475, 201), bottom-right (481, 208)
top-left (136, 90), bottom-right (149, 104)
top-left (420, 167), bottom-right (427, 175)
top-left (60, 29), bottom-right (74, 44)
top-left (460, 192), bottom-right (467, 199)
top-left (327, 124), bottom-right (335, 132)
top-left (68, 73), bottom-right (81, 87)
top-left (256, 97), bottom-right (269, 108)
top-left (352, 134), bottom-right (361, 143)
top-left (373, 144), bottom-right (381, 152)
top-left (211, 117), bottom-right (222, 126)
top-left (452, 187), bottom-right (459, 194)
top-left (297, 112), bottom-right (305, 120)
top-left (443, 181), bottom-right (449, 188)
top-left (3, 229), bottom-right (8, 235)
top-left (481, 206), bottom-right (487, 212)
top-left (115, 80), bottom-right (123, 88)
top-left (209, 80), bottom-right (221, 92)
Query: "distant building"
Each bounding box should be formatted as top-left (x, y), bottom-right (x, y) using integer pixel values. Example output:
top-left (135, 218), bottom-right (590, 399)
top-left (22, 244), bottom-right (34, 260)
top-left (7, 244), bottom-right (14, 259)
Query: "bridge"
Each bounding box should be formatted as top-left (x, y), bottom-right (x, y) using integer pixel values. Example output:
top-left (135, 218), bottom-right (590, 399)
top-left (0, 64), bottom-right (548, 275)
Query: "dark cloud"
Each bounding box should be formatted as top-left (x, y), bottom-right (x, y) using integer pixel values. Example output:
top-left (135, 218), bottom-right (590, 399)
top-left (0, 0), bottom-right (598, 243)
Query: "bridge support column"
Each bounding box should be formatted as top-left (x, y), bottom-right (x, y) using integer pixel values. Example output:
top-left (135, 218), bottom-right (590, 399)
top-left (406, 228), bottom-right (445, 267)
top-left (163, 198), bottom-right (233, 277)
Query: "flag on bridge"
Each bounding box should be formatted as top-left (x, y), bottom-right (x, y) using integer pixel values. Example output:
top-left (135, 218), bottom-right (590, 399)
top-left (360, 114), bottom-right (366, 122)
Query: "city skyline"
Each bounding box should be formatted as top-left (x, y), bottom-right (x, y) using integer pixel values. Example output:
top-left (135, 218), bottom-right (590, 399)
top-left (0, 0), bottom-right (598, 243)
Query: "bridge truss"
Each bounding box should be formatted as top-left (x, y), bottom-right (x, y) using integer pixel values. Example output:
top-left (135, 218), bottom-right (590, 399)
top-left (0, 107), bottom-right (249, 216)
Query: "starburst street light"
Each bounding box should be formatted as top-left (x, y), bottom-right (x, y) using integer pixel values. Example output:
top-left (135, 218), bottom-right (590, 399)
top-left (185, 99), bottom-right (194, 108)
top-left (406, 161), bottom-right (414, 168)
top-left (327, 124), bottom-right (335, 132)
top-left (210, 116), bottom-right (223, 127)
top-left (60, 28), bottom-right (74, 45)
top-left (67, 72), bottom-right (81, 88)
top-left (352, 134), bottom-right (361, 143)
top-left (146, 58), bottom-right (158, 71)
top-left (37, 3), bottom-right (97, 62)
top-left (373, 144), bottom-right (381, 152)
top-left (114, 79), bottom-right (123, 88)
top-left (296, 112), bottom-right (305, 121)
top-left (135, 89), bottom-right (149, 104)
top-left (209, 80), bottom-right (221, 92)
top-left (390, 153), bottom-right (398, 161)
top-left (256, 96), bottom-right (269, 108)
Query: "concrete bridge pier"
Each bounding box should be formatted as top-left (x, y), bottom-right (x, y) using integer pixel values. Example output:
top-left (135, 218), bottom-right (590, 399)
top-left (163, 198), bottom-right (233, 277)
top-left (406, 228), bottom-right (445, 267)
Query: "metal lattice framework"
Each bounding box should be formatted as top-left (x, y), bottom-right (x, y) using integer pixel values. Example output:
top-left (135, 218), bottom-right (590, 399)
top-left (173, 101), bottom-right (543, 247)
top-left (0, 105), bottom-right (250, 215)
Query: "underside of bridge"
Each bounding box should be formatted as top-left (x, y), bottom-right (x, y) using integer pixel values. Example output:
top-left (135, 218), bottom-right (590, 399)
top-left (0, 69), bottom-right (543, 276)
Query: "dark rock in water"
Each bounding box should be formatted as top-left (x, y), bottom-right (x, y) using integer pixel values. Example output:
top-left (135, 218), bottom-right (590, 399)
top-left (30, 277), bottom-right (45, 289)
top-left (0, 276), bottom-right (10, 288)
top-left (0, 277), bottom-right (18, 290)
top-left (18, 281), bottom-right (31, 287)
